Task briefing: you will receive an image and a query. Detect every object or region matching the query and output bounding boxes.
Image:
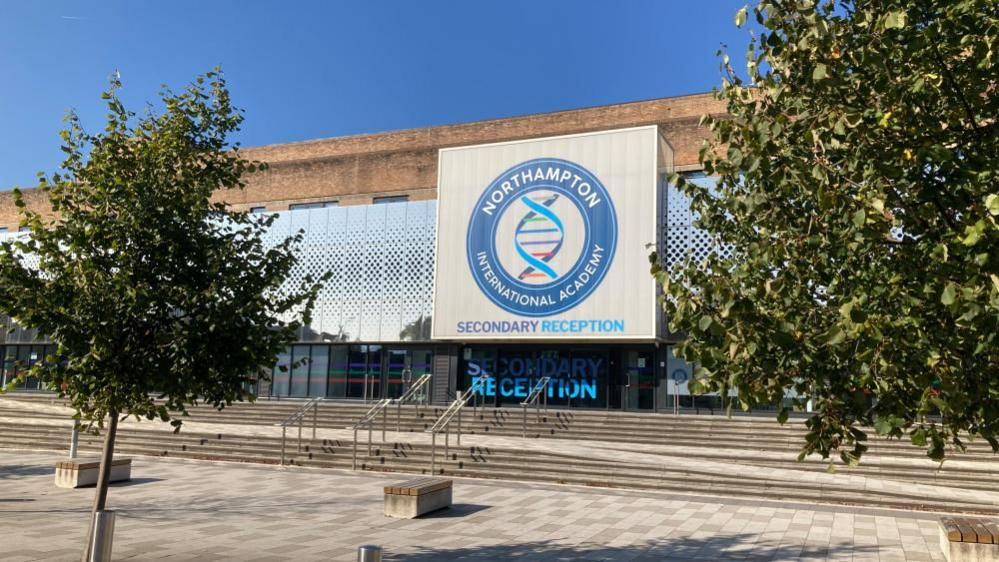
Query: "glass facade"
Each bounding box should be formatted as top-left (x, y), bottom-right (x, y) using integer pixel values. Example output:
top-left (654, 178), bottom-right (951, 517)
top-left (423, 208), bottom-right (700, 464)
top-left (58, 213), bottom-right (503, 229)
top-left (460, 344), bottom-right (658, 410)
top-left (0, 344), bottom-right (56, 391)
top-left (263, 344), bottom-right (434, 400)
top-left (0, 174), bottom-right (733, 409)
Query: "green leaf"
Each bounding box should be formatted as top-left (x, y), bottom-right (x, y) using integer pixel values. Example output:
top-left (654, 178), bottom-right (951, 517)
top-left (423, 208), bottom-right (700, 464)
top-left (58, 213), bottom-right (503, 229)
top-left (698, 316), bottom-right (714, 332)
top-left (819, 326), bottom-right (846, 346)
top-left (884, 11), bottom-right (906, 29)
top-left (839, 450), bottom-right (860, 467)
top-left (777, 407), bottom-right (789, 425)
top-left (986, 194), bottom-right (999, 215)
top-left (852, 209), bottom-right (866, 228)
top-left (833, 119), bottom-right (846, 136)
top-left (873, 417), bottom-right (893, 435)
top-left (734, 6), bottom-right (748, 27)
top-left (941, 283), bottom-right (957, 305)
top-left (812, 63), bottom-right (828, 81)
top-left (961, 221), bottom-right (984, 246)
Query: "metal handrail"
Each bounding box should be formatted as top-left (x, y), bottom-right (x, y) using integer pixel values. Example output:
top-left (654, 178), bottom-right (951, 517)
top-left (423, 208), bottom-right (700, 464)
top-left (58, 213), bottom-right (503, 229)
top-left (520, 377), bottom-right (551, 438)
top-left (275, 396), bottom-right (323, 466)
top-left (351, 398), bottom-right (392, 470)
top-left (395, 374), bottom-right (432, 432)
top-left (425, 375), bottom-right (489, 474)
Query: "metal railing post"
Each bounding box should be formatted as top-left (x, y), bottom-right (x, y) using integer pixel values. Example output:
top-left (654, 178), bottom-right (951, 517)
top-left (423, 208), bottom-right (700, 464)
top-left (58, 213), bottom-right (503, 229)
top-left (457, 391), bottom-right (462, 446)
top-left (312, 400), bottom-right (318, 440)
top-left (382, 400), bottom-right (387, 442)
top-left (397, 399), bottom-right (402, 432)
top-left (297, 417), bottom-right (303, 452)
top-left (69, 427), bottom-right (79, 459)
top-left (444, 425), bottom-right (449, 461)
top-left (281, 426), bottom-right (287, 466)
top-left (352, 427), bottom-right (358, 470)
top-left (364, 373), bottom-right (369, 403)
top-left (522, 404), bottom-right (527, 438)
top-left (673, 383), bottom-right (679, 415)
top-left (368, 420), bottom-right (373, 456)
top-left (358, 544), bottom-right (383, 562)
top-left (430, 432), bottom-right (436, 474)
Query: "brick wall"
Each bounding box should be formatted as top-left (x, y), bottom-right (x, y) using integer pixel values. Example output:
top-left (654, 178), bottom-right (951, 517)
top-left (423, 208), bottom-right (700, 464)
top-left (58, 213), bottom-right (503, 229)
top-left (1, 92), bottom-right (725, 227)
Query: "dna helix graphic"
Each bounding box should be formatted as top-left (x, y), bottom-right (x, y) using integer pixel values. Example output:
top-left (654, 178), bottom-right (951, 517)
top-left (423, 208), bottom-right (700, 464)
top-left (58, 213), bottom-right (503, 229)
top-left (514, 193), bottom-right (565, 282)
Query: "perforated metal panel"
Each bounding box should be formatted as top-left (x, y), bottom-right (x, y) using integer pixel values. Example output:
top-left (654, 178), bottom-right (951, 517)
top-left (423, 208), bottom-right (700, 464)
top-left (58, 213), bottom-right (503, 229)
top-left (0, 231), bottom-right (39, 271)
top-left (269, 200), bottom-right (437, 343)
top-left (662, 172), bottom-right (732, 271)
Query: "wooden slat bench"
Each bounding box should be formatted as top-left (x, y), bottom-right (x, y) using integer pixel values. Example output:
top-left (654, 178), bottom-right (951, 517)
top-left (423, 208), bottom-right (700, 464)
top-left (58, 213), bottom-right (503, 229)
top-left (940, 517), bottom-right (999, 561)
top-left (55, 457), bottom-right (131, 489)
top-left (384, 478), bottom-right (452, 518)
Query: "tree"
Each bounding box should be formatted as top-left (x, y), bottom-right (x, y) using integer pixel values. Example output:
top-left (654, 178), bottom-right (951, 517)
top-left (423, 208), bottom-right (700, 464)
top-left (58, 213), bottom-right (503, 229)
top-left (0, 70), bottom-right (324, 557)
top-left (653, 1), bottom-right (998, 464)
top-left (399, 315), bottom-right (431, 341)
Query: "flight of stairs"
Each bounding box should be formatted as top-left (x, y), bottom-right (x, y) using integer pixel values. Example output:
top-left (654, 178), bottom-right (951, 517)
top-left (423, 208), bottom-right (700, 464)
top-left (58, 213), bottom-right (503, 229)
top-left (3, 392), bottom-right (998, 515)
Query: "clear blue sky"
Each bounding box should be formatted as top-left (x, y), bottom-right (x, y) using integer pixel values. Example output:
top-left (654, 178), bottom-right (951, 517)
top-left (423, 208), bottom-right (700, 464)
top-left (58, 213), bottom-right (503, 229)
top-left (0, 1), bottom-right (750, 188)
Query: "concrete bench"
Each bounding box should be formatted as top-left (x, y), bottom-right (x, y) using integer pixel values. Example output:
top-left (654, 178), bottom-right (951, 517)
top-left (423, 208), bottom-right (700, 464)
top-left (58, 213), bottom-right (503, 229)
top-left (55, 457), bottom-right (131, 489)
top-left (940, 517), bottom-right (999, 561)
top-left (384, 478), bottom-right (452, 518)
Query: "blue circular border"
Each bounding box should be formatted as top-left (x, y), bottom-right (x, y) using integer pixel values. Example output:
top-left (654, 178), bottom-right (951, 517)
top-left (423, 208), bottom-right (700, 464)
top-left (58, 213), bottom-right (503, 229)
top-left (466, 157), bottom-right (617, 317)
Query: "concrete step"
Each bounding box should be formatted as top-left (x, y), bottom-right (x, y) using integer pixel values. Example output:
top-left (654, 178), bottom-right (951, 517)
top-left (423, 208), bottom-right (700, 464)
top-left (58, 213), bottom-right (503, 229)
top-left (5, 420), bottom-right (999, 514)
top-left (8, 422), bottom-right (997, 489)
top-left (3, 406), bottom-right (995, 463)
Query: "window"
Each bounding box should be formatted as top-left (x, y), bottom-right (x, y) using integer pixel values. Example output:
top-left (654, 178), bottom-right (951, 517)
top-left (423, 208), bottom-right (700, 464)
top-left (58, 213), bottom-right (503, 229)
top-left (308, 346), bottom-right (330, 397)
top-left (0, 227), bottom-right (7, 234)
top-left (289, 200), bottom-right (338, 210)
top-left (272, 347), bottom-right (291, 396)
top-left (373, 195), bottom-right (408, 204)
top-left (290, 345), bottom-right (311, 396)
top-left (18, 226), bottom-right (29, 232)
top-left (249, 206), bottom-right (267, 214)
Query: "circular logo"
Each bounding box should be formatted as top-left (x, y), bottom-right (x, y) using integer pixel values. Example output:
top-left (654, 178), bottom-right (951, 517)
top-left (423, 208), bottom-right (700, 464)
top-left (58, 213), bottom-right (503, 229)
top-left (671, 369), bottom-right (689, 384)
top-left (466, 158), bottom-right (617, 316)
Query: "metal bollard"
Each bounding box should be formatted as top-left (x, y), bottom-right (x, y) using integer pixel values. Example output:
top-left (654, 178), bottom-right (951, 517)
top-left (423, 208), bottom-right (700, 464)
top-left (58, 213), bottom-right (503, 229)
top-left (87, 510), bottom-right (115, 562)
top-left (69, 428), bottom-right (79, 459)
top-left (357, 544), bottom-right (382, 562)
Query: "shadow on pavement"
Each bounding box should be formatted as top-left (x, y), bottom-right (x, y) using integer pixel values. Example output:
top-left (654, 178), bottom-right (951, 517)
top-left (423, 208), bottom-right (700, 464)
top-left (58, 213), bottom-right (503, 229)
top-left (0, 462), bottom-right (53, 479)
top-left (418, 504), bottom-right (491, 518)
top-left (109, 477), bottom-right (164, 487)
top-left (386, 533), bottom-right (881, 561)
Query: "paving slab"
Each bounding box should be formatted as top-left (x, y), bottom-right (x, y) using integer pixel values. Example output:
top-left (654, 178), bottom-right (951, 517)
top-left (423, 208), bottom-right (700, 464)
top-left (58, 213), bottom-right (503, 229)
top-left (0, 450), bottom-right (947, 561)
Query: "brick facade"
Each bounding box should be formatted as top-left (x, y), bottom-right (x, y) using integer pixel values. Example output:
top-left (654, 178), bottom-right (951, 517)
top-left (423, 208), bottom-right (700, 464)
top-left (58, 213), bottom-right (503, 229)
top-left (0, 92), bottom-right (724, 229)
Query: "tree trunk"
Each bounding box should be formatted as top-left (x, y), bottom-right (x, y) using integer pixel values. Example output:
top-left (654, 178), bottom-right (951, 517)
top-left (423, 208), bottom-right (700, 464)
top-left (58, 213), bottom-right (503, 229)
top-left (81, 410), bottom-right (118, 562)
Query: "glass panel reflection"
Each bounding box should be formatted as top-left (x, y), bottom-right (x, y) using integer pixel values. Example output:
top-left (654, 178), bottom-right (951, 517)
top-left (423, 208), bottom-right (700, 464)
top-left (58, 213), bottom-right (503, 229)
top-left (308, 345), bottom-right (329, 397)
top-left (272, 347), bottom-right (291, 397)
top-left (327, 346), bottom-right (348, 398)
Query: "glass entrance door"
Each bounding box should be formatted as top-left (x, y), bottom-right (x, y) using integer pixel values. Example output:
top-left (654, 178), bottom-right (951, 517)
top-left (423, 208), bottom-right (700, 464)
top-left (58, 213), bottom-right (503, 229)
top-left (384, 348), bottom-right (434, 399)
top-left (623, 349), bottom-right (655, 410)
top-left (347, 345), bottom-right (383, 400)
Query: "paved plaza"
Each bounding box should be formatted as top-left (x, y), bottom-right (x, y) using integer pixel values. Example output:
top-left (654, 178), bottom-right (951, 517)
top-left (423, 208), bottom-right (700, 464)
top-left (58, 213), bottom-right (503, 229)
top-left (0, 450), bottom-right (947, 561)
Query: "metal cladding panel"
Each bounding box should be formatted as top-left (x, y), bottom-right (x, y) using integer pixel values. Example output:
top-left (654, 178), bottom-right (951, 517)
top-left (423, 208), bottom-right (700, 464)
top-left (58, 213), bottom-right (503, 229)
top-left (663, 172), bottom-right (732, 272)
top-left (432, 126), bottom-right (659, 341)
top-left (270, 200), bottom-right (436, 343)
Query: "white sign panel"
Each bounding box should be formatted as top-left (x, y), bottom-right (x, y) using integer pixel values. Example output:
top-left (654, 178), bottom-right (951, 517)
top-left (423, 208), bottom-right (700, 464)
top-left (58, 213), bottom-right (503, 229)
top-left (432, 126), bottom-right (659, 340)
